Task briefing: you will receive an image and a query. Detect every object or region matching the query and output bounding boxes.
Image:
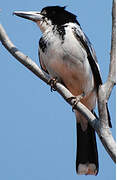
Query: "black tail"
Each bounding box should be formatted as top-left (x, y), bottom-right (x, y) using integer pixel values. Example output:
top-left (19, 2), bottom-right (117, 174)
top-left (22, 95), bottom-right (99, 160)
top-left (76, 122), bottom-right (99, 175)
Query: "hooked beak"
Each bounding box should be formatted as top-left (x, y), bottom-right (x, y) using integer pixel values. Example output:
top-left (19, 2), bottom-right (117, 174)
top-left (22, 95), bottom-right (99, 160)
top-left (13, 11), bottom-right (43, 22)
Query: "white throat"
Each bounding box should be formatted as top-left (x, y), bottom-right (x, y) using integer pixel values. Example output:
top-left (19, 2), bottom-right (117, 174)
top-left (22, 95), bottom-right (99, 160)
top-left (36, 19), bottom-right (52, 33)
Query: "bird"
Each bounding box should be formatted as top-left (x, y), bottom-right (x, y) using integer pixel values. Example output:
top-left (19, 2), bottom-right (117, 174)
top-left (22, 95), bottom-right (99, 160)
top-left (13, 6), bottom-right (111, 175)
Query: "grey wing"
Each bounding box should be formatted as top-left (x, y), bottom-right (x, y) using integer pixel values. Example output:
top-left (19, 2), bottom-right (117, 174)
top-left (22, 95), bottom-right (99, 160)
top-left (73, 26), bottom-right (102, 90)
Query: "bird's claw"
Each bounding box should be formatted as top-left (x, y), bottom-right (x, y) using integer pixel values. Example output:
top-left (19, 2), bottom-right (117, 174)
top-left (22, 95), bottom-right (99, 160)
top-left (48, 77), bottom-right (58, 92)
top-left (72, 92), bottom-right (85, 111)
top-left (67, 92), bottom-right (85, 112)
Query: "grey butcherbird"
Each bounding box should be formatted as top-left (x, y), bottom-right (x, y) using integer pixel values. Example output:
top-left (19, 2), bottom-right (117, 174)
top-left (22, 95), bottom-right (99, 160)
top-left (13, 6), bottom-right (111, 175)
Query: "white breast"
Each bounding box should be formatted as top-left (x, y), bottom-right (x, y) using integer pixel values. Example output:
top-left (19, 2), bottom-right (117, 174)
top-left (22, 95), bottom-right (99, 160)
top-left (39, 24), bottom-right (97, 110)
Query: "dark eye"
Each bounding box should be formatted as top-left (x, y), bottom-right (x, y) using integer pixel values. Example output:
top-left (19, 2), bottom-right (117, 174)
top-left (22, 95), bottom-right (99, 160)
top-left (52, 10), bottom-right (56, 15)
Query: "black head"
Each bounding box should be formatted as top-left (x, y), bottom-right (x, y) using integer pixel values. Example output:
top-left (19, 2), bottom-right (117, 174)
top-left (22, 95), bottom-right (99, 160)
top-left (13, 6), bottom-right (80, 33)
top-left (41, 6), bottom-right (79, 26)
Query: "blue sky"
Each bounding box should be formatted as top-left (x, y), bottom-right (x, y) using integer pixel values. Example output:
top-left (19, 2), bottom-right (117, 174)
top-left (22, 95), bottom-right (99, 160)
top-left (0, 0), bottom-right (115, 180)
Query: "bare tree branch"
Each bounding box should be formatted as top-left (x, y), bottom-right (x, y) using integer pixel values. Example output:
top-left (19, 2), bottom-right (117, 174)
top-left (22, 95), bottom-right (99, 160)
top-left (0, 0), bottom-right (116, 164)
top-left (99, 0), bottom-right (116, 102)
top-left (97, 0), bottom-right (116, 161)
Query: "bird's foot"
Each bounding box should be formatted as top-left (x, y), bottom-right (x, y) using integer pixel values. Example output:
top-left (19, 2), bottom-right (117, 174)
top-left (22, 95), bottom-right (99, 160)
top-left (67, 92), bottom-right (85, 111)
top-left (48, 77), bottom-right (58, 92)
top-left (72, 92), bottom-right (85, 111)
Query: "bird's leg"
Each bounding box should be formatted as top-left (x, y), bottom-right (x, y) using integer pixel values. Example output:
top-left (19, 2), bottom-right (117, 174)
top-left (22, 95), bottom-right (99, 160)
top-left (67, 92), bottom-right (85, 111)
top-left (48, 77), bottom-right (58, 92)
top-left (72, 92), bottom-right (85, 111)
